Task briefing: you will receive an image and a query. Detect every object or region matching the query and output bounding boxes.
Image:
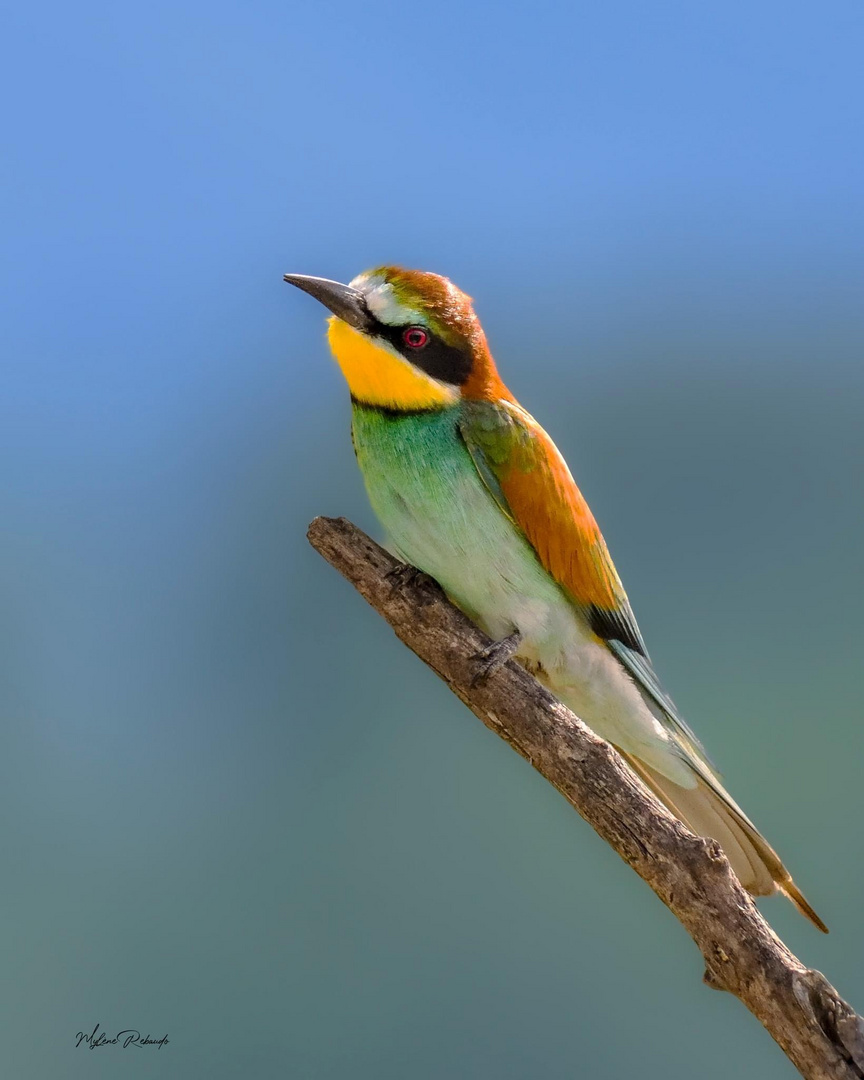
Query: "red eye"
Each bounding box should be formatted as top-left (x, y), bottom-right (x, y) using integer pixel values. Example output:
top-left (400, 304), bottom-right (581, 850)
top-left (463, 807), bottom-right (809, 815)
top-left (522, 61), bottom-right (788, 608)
top-left (403, 326), bottom-right (429, 349)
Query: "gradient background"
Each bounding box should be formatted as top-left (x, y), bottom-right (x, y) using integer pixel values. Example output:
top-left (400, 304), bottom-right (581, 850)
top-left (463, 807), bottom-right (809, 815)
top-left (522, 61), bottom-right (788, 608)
top-left (2, 1), bottom-right (863, 1077)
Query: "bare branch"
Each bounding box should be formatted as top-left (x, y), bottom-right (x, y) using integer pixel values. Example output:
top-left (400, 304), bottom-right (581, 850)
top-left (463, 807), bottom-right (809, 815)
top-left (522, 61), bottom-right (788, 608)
top-left (307, 515), bottom-right (864, 1080)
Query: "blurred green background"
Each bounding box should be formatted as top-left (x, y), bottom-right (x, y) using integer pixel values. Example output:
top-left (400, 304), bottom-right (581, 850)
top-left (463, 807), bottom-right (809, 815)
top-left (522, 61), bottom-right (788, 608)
top-left (1, 1), bottom-right (863, 1077)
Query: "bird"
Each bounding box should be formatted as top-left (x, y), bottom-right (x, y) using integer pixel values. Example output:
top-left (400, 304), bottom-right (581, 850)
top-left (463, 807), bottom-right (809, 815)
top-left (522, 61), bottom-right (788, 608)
top-left (284, 264), bottom-right (827, 932)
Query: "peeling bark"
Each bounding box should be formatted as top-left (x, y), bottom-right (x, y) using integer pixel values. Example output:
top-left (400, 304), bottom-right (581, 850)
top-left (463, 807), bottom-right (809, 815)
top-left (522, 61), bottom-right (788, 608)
top-left (307, 515), bottom-right (864, 1080)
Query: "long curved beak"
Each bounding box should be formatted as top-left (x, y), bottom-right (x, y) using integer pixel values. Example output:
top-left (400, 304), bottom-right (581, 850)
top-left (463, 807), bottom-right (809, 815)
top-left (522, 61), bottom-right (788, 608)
top-left (283, 274), bottom-right (372, 331)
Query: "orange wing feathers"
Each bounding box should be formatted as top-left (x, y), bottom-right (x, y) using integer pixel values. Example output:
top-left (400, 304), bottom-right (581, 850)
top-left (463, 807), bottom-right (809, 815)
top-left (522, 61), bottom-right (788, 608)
top-left (459, 398), bottom-right (630, 616)
top-left (498, 407), bottom-right (624, 612)
top-left (458, 397), bottom-right (718, 754)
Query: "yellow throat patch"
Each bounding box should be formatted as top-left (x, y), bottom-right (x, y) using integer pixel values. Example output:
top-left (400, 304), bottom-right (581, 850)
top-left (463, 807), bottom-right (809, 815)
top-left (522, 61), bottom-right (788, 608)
top-left (326, 318), bottom-right (459, 410)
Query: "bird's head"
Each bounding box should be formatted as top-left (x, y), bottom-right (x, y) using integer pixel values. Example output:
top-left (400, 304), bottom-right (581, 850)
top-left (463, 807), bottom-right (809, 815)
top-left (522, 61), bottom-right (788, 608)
top-left (284, 266), bottom-right (509, 410)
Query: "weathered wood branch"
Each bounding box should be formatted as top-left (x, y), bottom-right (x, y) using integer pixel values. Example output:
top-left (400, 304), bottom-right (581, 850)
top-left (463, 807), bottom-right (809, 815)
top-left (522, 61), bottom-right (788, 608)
top-left (307, 515), bottom-right (864, 1080)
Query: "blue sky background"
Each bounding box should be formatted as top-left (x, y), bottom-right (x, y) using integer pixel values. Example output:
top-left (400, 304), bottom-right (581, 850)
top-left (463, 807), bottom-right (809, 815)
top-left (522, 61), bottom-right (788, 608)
top-left (1, 1), bottom-right (863, 1077)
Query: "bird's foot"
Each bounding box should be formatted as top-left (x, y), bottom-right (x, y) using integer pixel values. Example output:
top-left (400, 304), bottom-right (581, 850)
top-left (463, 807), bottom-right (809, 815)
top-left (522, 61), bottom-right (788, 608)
top-left (385, 561), bottom-right (434, 598)
top-left (470, 631), bottom-right (523, 688)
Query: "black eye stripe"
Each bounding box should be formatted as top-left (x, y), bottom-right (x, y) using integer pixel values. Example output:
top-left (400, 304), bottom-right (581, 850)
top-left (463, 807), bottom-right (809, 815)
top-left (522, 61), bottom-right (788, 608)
top-left (375, 323), bottom-right (473, 387)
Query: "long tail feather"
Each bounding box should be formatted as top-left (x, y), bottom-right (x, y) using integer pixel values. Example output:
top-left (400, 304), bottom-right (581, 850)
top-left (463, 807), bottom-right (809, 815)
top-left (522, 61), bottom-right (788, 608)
top-left (621, 753), bottom-right (828, 933)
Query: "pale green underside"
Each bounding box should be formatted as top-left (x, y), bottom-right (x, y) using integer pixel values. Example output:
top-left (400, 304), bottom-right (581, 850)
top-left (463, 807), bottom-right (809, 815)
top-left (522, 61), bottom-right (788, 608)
top-left (350, 404), bottom-right (698, 787)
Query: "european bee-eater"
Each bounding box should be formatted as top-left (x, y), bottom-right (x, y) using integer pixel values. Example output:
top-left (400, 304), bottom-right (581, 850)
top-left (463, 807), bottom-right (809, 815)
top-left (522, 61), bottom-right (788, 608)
top-left (285, 265), bottom-right (826, 932)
